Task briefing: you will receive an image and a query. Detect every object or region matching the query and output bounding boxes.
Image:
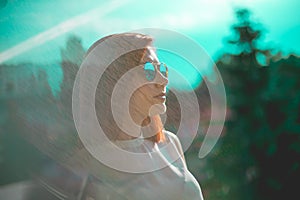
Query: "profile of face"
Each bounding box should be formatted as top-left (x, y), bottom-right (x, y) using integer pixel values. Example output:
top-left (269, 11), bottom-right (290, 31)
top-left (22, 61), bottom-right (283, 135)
top-left (129, 46), bottom-right (168, 125)
top-left (94, 33), bottom-right (167, 140)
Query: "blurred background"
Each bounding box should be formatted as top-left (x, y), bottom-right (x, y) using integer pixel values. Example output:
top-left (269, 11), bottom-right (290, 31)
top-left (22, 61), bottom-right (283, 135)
top-left (0, 0), bottom-right (299, 199)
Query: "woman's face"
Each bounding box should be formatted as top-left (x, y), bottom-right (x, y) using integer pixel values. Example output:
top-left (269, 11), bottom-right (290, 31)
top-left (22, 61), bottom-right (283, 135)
top-left (129, 46), bottom-right (168, 123)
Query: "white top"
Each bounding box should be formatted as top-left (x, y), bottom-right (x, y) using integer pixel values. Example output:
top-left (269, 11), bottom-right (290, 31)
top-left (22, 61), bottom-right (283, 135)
top-left (86, 130), bottom-right (204, 200)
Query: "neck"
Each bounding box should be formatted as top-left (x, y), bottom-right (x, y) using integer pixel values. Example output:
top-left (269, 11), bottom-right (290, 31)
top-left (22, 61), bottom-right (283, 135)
top-left (115, 116), bottom-right (157, 141)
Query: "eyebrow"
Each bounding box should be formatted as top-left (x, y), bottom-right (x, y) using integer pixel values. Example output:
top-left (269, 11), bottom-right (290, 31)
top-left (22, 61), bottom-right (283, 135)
top-left (142, 61), bottom-right (161, 65)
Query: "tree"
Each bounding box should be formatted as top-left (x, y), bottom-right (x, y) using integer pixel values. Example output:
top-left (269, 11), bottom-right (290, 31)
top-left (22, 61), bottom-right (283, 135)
top-left (59, 35), bottom-right (86, 115)
top-left (205, 8), bottom-right (269, 199)
top-left (209, 8), bottom-right (300, 200)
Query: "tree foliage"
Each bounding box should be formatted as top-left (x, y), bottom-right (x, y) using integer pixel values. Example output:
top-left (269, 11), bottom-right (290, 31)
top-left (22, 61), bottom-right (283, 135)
top-left (204, 8), bottom-right (300, 200)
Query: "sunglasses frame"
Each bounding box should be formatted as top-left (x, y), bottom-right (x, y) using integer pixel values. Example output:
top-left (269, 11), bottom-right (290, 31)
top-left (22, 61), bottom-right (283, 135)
top-left (143, 61), bottom-right (168, 81)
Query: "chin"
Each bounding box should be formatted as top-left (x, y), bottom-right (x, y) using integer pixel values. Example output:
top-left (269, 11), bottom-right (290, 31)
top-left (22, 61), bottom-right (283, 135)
top-left (149, 103), bottom-right (166, 116)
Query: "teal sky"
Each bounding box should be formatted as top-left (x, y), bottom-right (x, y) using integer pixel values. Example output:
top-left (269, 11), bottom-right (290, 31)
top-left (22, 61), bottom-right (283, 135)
top-left (1, 0), bottom-right (299, 93)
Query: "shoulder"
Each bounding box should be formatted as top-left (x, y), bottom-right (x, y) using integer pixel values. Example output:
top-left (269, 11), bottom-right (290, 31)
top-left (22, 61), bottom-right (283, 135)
top-left (162, 129), bottom-right (187, 165)
top-left (162, 129), bottom-right (176, 137)
top-left (163, 130), bottom-right (180, 143)
top-left (162, 130), bottom-right (183, 152)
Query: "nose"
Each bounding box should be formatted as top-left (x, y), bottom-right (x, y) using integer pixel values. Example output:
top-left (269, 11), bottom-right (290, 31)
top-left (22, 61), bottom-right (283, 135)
top-left (154, 70), bottom-right (168, 87)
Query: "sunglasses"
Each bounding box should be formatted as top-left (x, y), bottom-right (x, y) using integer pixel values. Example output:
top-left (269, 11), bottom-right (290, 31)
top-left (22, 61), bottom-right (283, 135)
top-left (143, 62), bottom-right (168, 81)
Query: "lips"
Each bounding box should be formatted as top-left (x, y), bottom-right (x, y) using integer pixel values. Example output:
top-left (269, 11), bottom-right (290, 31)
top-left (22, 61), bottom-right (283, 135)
top-left (153, 92), bottom-right (166, 98)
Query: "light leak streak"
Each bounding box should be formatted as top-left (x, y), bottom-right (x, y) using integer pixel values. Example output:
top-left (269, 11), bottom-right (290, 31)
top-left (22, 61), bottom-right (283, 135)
top-left (0, 0), bottom-right (131, 64)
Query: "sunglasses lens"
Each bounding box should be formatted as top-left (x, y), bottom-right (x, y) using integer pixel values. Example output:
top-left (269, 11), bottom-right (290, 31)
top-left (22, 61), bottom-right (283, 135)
top-left (159, 63), bottom-right (168, 77)
top-left (144, 62), bottom-right (155, 81)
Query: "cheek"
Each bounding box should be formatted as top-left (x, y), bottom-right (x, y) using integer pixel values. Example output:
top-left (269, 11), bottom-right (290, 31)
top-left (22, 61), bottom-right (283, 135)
top-left (131, 86), bottom-right (151, 105)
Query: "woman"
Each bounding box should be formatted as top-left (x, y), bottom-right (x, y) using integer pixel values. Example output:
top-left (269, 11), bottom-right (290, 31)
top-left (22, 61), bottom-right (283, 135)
top-left (77, 33), bottom-right (204, 200)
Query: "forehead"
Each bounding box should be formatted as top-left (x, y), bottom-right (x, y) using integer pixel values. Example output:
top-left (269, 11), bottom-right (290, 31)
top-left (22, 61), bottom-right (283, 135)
top-left (142, 46), bottom-right (159, 63)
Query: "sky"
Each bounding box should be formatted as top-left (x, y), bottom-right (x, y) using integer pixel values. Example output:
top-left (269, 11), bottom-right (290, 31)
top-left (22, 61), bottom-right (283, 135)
top-left (0, 0), bottom-right (299, 93)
